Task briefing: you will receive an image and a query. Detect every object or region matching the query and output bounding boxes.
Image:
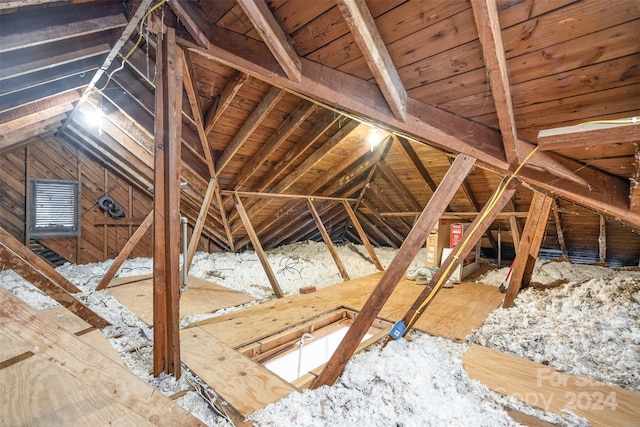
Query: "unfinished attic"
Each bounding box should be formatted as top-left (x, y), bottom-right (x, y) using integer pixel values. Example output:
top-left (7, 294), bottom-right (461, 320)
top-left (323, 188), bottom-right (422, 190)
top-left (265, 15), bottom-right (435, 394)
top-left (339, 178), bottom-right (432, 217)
top-left (0, 0), bottom-right (639, 425)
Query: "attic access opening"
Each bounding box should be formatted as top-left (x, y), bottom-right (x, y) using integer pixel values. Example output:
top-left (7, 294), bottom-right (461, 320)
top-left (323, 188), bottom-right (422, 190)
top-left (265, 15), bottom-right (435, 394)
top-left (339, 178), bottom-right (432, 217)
top-left (237, 308), bottom-right (392, 388)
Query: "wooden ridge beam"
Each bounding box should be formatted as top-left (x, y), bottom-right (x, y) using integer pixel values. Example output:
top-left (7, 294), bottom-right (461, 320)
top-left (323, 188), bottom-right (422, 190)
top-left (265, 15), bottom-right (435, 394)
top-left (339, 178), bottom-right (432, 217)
top-left (234, 196), bottom-right (284, 298)
top-left (336, 0), bottom-right (407, 121)
top-left (312, 154), bottom-right (476, 388)
top-left (470, 0), bottom-right (518, 165)
top-left (503, 191), bottom-right (554, 308)
top-left (153, 28), bottom-right (183, 378)
top-left (235, 0), bottom-right (301, 82)
top-left (307, 199), bottom-right (350, 281)
top-left (394, 180), bottom-right (520, 338)
top-left (95, 210), bottom-right (153, 291)
top-left (215, 86), bottom-right (284, 174)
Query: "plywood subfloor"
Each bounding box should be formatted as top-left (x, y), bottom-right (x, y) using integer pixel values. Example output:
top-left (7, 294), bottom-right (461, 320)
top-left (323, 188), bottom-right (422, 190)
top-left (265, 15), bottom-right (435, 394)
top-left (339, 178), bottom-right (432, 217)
top-left (106, 274), bottom-right (257, 324)
top-left (181, 273), bottom-right (504, 419)
top-left (463, 344), bottom-right (640, 427)
top-left (0, 289), bottom-right (203, 426)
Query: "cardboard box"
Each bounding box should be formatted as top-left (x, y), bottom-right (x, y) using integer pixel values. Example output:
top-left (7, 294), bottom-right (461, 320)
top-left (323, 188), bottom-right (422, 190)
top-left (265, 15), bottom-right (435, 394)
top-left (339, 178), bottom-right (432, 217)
top-left (442, 247), bottom-right (479, 282)
top-left (425, 219), bottom-right (457, 267)
top-left (449, 223), bottom-right (478, 266)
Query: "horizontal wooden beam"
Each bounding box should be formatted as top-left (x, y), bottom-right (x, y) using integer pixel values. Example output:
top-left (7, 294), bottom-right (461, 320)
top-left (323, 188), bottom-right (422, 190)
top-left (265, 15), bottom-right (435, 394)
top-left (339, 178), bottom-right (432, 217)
top-left (221, 190), bottom-right (357, 202)
top-left (378, 211), bottom-right (529, 218)
top-left (538, 121), bottom-right (640, 151)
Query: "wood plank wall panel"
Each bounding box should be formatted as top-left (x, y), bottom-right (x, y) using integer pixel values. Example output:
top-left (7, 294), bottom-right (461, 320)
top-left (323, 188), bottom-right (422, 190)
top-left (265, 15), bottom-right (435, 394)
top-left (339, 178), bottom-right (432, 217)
top-left (0, 136), bottom-right (155, 265)
top-left (0, 147), bottom-right (26, 241)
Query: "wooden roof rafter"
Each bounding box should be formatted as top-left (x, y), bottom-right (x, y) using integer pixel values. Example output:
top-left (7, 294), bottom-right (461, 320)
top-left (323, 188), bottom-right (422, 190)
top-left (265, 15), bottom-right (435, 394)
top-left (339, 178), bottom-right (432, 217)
top-left (470, 0), bottom-right (519, 165)
top-left (235, 0), bottom-right (302, 82)
top-left (336, 0), bottom-right (407, 121)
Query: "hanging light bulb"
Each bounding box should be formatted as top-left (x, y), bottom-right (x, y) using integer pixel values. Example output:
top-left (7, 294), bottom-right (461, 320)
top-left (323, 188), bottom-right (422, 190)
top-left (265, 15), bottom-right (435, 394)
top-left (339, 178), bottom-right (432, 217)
top-left (367, 127), bottom-right (385, 151)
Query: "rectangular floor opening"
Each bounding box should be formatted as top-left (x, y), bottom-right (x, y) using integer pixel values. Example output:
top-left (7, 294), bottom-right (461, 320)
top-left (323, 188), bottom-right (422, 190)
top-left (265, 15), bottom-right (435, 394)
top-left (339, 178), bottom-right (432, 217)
top-left (237, 308), bottom-right (391, 387)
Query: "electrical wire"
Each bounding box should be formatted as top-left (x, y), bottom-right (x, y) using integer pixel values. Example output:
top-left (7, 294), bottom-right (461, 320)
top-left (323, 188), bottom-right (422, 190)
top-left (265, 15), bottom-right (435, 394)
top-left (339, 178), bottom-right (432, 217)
top-left (402, 145), bottom-right (541, 332)
top-left (581, 117), bottom-right (638, 125)
top-left (96, 0), bottom-right (167, 93)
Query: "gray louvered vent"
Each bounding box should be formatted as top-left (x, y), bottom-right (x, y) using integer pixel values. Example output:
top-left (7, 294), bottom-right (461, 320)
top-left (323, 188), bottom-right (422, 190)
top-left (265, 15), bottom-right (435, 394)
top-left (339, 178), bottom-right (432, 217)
top-left (29, 179), bottom-right (80, 238)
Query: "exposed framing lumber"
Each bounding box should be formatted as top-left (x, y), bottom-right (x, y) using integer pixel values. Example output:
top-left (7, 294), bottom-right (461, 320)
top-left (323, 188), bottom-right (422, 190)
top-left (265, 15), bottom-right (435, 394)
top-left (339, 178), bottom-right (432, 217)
top-left (376, 160), bottom-right (421, 211)
top-left (0, 3), bottom-right (126, 53)
top-left (343, 201), bottom-right (383, 271)
top-left (0, 244), bottom-right (108, 329)
top-left (180, 23), bottom-right (640, 228)
top-left (393, 180), bottom-right (520, 338)
top-left (379, 211), bottom-right (529, 218)
top-left (0, 227), bottom-right (79, 294)
top-left (204, 71), bottom-right (248, 136)
top-left (0, 90), bottom-right (80, 134)
top-left (0, 288), bottom-right (203, 426)
top-left (312, 154), bottom-right (476, 388)
top-left (395, 136), bottom-right (438, 193)
top-left (503, 191), bottom-right (554, 308)
top-left (509, 214), bottom-right (521, 254)
top-left (215, 86), bottom-right (284, 174)
top-left (632, 145), bottom-right (640, 213)
top-left (186, 178), bottom-right (217, 271)
top-left (538, 122), bottom-right (640, 152)
top-left (470, 0), bottom-right (518, 165)
top-left (307, 199), bottom-right (350, 281)
top-left (599, 215), bottom-right (607, 264)
top-left (551, 198), bottom-right (568, 259)
top-left (234, 196), bottom-right (284, 298)
top-left (95, 210), bottom-right (153, 291)
top-left (359, 199), bottom-right (405, 243)
top-left (356, 210), bottom-right (397, 248)
top-left (232, 100), bottom-right (317, 189)
top-left (222, 190), bottom-right (356, 202)
top-left (59, 0), bottom-right (155, 133)
top-left (153, 28), bottom-right (183, 378)
top-left (336, 0), bottom-right (407, 121)
top-left (168, 0), bottom-right (211, 49)
top-left (181, 49), bottom-right (234, 250)
top-left (235, 0), bottom-right (302, 82)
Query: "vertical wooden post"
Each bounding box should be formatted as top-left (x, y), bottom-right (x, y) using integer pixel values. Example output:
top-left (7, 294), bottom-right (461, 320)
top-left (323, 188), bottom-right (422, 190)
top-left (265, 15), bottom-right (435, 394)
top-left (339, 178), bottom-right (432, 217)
top-left (551, 198), bottom-right (568, 259)
top-left (312, 154), bottom-right (476, 389)
top-left (24, 144), bottom-right (31, 245)
top-left (509, 214), bottom-right (520, 254)
top-left (503, 191), bottom-right (553, 308)
top-left (599, 215), bottom-right (607, 264)
top-left (342, 200), bottom-right (383, 271)
top-left (307, 199), bottom-right (350, 280)
top-left (153, 27), bottom-right (183, 378)
top-left (235, 195), bottom-right (284, 298)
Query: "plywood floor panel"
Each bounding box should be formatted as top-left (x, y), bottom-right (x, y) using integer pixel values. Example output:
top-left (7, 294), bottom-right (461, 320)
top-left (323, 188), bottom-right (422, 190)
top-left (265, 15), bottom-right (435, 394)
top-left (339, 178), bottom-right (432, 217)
top-left (181, 326), bottom-right (296, 418)
top-left (107, 274), bottom-right (257, 324)
top-left (463, 344), bottom-right (640, 427)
